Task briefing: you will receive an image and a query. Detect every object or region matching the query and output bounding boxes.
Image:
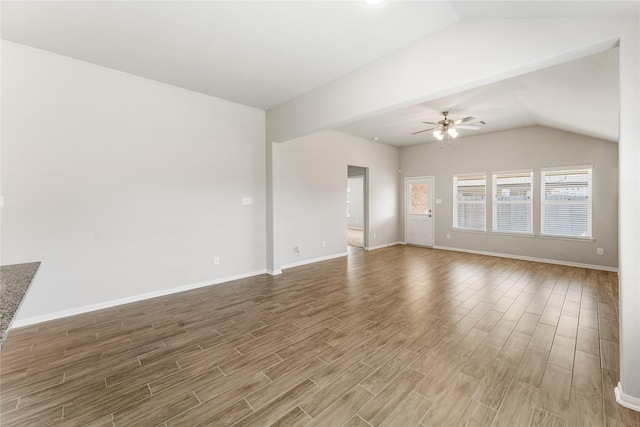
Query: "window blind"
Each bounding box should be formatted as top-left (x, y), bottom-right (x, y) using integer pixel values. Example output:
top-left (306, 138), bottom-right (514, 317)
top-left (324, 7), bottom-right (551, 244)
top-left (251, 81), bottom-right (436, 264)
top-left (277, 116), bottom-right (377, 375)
top-left (493, 171), bottom-right (533, 234)
top-left (541, 167), bottom-right (592, 238)
top-left (453, 174), bottom-right (486, 231)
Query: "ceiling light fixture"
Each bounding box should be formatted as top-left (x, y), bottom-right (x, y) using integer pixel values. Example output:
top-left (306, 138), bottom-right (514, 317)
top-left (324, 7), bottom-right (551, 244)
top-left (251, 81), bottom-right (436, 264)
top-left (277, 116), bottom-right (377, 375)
top-left (432, 111), bottom-right (458, 146)
top-left (412, 111), bottom-right (485, 148)
top-left (363, 0), bottom-right (385, 6)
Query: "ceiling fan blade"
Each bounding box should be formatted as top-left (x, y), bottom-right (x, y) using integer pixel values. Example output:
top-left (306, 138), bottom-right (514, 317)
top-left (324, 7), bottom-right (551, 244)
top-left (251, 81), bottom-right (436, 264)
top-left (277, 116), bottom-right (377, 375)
top-left (456, 124), bottom-right (482, 130)
top-left (422, 121), bottom-right (438, 125)
top-left (412, 128), bottom-right (434, 135)
top-left (454, 116), bottom-right (476, 125)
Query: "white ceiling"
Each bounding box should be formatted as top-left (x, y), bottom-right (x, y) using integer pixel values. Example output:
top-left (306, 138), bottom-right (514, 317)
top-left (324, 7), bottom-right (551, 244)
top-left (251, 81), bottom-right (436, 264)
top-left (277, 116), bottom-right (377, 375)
top-left (337, 47), bottom-right (621, 145)
top-left (1, 1), bottom-right (461, 110)
top-left (1, 1), bottom-right (636, 142)
top-left (450, 0), bottom-right (638, 19)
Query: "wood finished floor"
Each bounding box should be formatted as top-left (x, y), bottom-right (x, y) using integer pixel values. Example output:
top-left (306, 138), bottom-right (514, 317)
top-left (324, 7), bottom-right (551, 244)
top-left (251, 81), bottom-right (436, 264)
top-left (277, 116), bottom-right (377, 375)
top-left (1, 245), bottom-right (638, 427)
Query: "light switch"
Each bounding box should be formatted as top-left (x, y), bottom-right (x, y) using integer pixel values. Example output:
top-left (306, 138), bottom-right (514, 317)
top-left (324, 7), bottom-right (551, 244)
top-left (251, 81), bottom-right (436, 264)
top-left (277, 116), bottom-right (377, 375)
top-left (242, 197), bottom-right (252, 205)
top-left (435, 199), bottom-right (442, 204)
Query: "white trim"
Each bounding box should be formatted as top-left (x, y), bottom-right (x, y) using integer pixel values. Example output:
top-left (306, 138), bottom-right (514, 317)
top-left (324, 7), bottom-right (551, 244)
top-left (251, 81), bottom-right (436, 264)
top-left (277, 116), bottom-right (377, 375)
top-left (433, 245), bottom-right (618, 272)
top-left (538, 234), bottom-right (595, 243)
top-left (451, 227), bottom-right (487, 234)
top-left (453, 171), bottom-right (487, 178)
top-left (11, 269), bottom-right (267, 328)
top-left (405, 176), bottom-right (435, 247)
top-left (492, 170), bottom-right (533, 235)
top-left (281, 252), bottom-right (348, 270)
top-left (453, 173), bottom-right (487, 232)
top-left (540, 164), bottom-right (593, 172)
top-left (491, 168), bottom-right (534, 175)
top-left (491, 231), bottom-right (536, 238)
top-left (615, 382), bottom-right (640, 412)
top-left (267, 269), bottom-right (282, 276)
top-left (366, 242), bottom-right (404, 251)
top-left (540, 167), bottom-right (593, 240)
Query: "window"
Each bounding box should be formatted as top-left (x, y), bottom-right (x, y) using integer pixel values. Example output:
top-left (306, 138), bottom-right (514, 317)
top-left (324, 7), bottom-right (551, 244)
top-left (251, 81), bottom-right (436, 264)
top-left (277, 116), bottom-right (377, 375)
top-left (410, 183), bottom-right (428, 214)
top-left (541, 167), bottom-right (593, 238)
top-left (453, 174), bottom-right (486, 231)
top-left (492, 171), bottom-right (533, 234)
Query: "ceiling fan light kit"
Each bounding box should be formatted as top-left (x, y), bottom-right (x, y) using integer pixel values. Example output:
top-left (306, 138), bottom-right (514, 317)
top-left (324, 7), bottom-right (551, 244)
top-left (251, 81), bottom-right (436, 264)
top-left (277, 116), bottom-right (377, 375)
top-left (413, 111), bottom-right (484, 148)
top-left (433, 125), bottom-right (458, 141)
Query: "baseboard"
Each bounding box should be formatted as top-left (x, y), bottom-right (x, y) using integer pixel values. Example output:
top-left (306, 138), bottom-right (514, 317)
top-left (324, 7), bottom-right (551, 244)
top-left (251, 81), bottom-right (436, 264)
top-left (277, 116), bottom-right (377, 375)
top-left (11, 269), bottom-right (268, 328)
top-left (13, 244), bottom-right (616, 328)
top-left (278, 243), bottom-right (403, 270)
top-left (615, 382), bottom-right (640, 412)
top-left (433, 245), bottom-right (618, 272)
top-left (282, 252), bottom-right (348, 270)
top-left (365, 242), bottom-right (404, 251)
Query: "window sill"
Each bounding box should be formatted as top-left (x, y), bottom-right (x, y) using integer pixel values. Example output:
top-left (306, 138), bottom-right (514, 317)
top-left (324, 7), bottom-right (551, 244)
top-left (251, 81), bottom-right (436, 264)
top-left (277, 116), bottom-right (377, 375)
top-left (451, 227), bottom-right (487, 234)
top-left (538, 234), bottom-right (595, 243)
top-left (491, 231), bottom-right (535, 238)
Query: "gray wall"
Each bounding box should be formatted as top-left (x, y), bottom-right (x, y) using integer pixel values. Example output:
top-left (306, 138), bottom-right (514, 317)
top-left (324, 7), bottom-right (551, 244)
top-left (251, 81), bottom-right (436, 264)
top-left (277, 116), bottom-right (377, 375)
top-left (2, 41), bottom-right (267, 323)
top-left (278, 129), bottom-right (400, 267)
top-left (400, 126), bottom-right (618, 269)
top-left (264, 17), bottom-right (638, 400)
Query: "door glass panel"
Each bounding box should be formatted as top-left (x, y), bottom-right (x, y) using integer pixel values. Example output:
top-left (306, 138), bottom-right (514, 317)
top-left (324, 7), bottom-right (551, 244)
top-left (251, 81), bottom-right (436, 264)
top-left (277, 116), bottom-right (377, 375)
top-left (410, 183), bottom-right (428, 214)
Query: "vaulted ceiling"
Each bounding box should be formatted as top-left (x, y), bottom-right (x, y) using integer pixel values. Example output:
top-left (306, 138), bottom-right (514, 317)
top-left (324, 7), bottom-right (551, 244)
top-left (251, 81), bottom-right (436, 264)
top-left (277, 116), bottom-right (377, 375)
top-left (1, 1), bottom-right (461, 110)
top-left (2, 1), bottom-right (637, 144)
top-left (338, 47), bottom-right (620, 145)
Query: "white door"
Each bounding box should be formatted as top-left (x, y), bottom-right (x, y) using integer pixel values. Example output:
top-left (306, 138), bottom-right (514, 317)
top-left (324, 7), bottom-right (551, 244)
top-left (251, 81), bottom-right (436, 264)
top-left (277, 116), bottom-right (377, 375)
top-left (405, 177), bottom-right (434, 247)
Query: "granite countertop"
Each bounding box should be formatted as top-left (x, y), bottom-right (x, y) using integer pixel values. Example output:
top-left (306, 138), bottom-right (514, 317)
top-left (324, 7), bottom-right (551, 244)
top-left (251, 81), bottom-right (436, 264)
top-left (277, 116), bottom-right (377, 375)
top-left (1, 262), bottom-right (40, 347)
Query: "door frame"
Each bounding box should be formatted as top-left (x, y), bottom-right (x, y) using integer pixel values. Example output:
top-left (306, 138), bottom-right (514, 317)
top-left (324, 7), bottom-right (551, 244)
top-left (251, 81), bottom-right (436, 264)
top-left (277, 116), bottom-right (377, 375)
top-left (404, 175), bottom-right (435, 247)
top-left (347, 166), bottom-right (369, 249)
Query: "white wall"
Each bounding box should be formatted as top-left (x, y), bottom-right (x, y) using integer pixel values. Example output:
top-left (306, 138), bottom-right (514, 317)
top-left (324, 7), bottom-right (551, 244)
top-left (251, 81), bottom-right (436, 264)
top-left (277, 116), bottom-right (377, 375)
top-left (1, 41), bottom-right (267, 324)
top-left (265, 16), bottom-right (640, 406)
top-left (4, 14), bottom-right (640, 407)
top-left (278, 130), bottom-right (399, 267)
top-left (616, 23), bottom-right (640, 407)
top-left (347, 175), bottom-right (364, 230)
top-left (267, 18), bottom-right (623, 144)
top-left (401, 126), bottom-right (618, 269)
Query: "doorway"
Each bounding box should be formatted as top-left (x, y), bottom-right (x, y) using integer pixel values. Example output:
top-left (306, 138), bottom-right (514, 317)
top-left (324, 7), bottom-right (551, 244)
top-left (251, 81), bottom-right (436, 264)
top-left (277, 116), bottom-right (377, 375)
top-left (347, 166), bottom-right (367, 248)
top-left (405, 176), bottom-right (434, 247)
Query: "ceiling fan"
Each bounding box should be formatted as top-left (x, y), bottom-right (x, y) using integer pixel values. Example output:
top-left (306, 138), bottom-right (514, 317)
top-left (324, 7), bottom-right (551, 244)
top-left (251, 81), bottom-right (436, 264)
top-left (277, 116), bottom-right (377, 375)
top-left (412, 111), bottom-right (485, 145)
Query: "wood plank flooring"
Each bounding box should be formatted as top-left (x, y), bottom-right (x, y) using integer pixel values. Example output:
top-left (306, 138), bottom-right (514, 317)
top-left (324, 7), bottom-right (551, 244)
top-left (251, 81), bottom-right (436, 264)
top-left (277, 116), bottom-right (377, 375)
top-left (1, 245), bottom-right (638, 426)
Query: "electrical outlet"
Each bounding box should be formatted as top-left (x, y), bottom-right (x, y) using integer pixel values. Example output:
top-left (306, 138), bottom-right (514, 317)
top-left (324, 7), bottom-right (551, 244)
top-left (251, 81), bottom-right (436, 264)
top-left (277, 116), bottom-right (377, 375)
top-left (446, 234), bottom-right (451, 240)
top-left (295, 245), bottom-right (302, 254)
top-left (322, 241), bottom-right (326, 248)
top-left (597, 248), bottom-right (604, 255)
top-left (373, 233), bottom-right (376, 239)
top-left (213, 257), bottom-right (220, 266)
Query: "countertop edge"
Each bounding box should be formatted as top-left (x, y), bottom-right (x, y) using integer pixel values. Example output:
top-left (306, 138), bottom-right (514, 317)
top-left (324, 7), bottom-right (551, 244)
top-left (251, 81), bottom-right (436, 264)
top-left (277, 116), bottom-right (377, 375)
top-left (1, 262), bottom-right (41, 347)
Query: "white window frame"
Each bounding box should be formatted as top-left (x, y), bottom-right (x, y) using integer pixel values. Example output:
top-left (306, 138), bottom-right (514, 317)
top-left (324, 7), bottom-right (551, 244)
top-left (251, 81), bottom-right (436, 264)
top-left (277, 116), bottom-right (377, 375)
top-left (453, 173), bottom-right (486, 232)
top-left (492, 170), bottom-right (533, 235)
top-left (540, 166), bottom-right (593, 240)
